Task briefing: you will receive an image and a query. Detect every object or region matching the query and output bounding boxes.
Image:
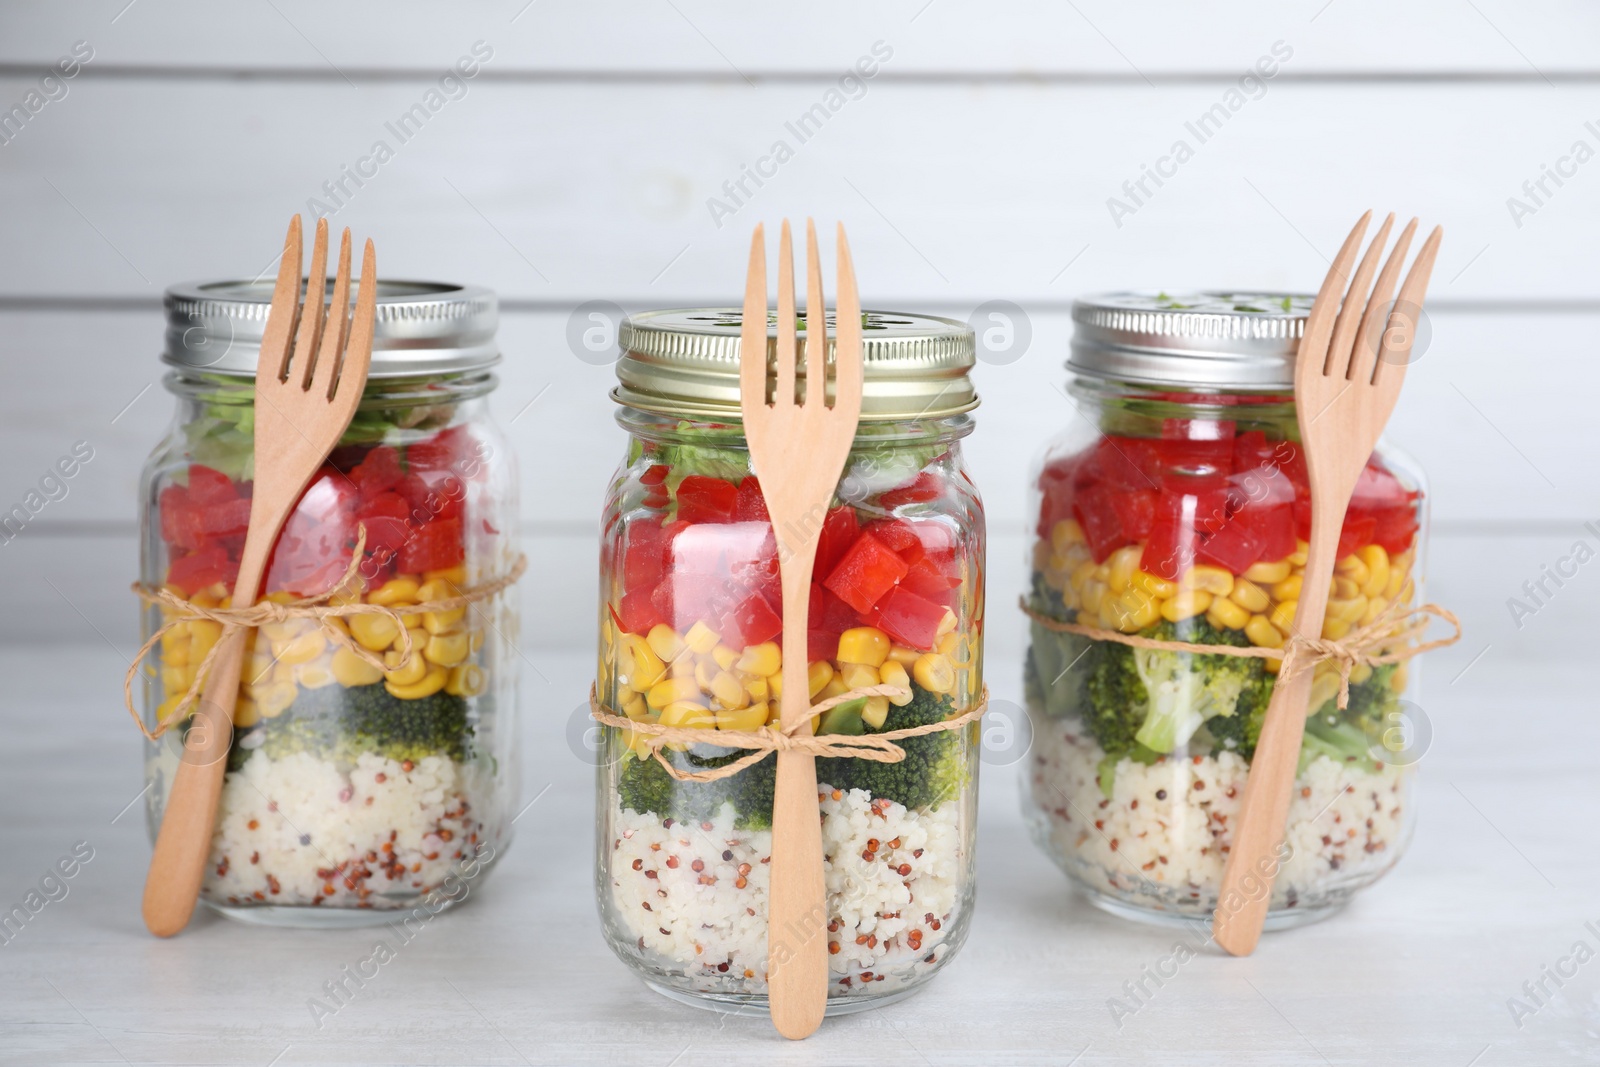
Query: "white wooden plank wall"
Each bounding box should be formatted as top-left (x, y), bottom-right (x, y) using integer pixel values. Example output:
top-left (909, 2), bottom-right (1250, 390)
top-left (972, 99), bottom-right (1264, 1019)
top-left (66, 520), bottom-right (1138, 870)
top-left (0, 1), bottom-right (1593, 668)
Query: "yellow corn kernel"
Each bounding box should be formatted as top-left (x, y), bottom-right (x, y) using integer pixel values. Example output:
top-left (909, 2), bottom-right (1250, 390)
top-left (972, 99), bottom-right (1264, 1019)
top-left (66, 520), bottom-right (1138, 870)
top-left (272, 658), bottom-right (298, 686)
top-left (1185, 565), bottom-right (1235, 597)
top-left (259, 618), bottom-right (302, 644)
top-left (770, 671), bottom-right (783, 700)
top-left (1243, 559), bottom-right (1292, 585)
top-left (744, 675), bottom-right (769, 703)
top-left (397, 626), bottom-right (428, 663)
top-left (163, 637), bottom-right (192, 669)
top-left (160, 620), bottom-right (190, 649)
top-left (1384, 565), bottom-right (1406, 601)
top-left (840, 662), bottom-right (880, 692)
top-left (668, 653), bottom-right (697, 680)
top-left (1080, 580), bottom-right (1108, 617)
top-left (1111, 588), bottom-right (1159, 633)
top-left (1349, 662), bottom-right (1374, 685)
top-left (659, 700), bottom-right (715, 729)
top-left (321, 616), bottom-right (350, 640)
top-left (424, 632), bottom-right (471, 668)
top-left (1329, 576), bottom-right (1358, 600)
top-left (370, 576), bottom-right (421, 607)
top-left (160, 664), bottom-right (188, 694)
top-left (620, 634), bottom-right (667, 690)
top-left (807, 661), bottom-right (834, 699)
top-left (446, 664), bottom-right (487, 698)
top-left (1229, 580), bottom-right (1270, 616)
top-left (276, 629), bottom-right (328, 666)
top-left (693, 657), bottom-right (718, 691)
top-left (1390, 663), bottom-right (1409, 692)
top-left (862, 696), bottom-right (890, 730)
top-left (646, 623), bottom-right (686, 663)
top-left (1161, 590), bottom-right (1212, 623)
top-left (1263, 656), bottom-right (1283, 675)
top-left (1321, 616), bottom-right (1352, 640)
top-left (1327, 594), bottom-right (1367, 624)
top-left (887, 644), bottom-right (920, 666)
top-left (819, 674), bottom-right (849, 701)
top-left (837, 627), bottom-right (891, 667)
top-left (424, 564), bottom-right (467, 586)
top-left (1359, 545), bottom-right (1390, 598)
top-left (153, 694), bottom-right (184, 724)
top-left (1131, 570), bottom-right (1177, 599)
top-left (936, 631), bottom-right (961, 656)
top-left (1069, 559), bottom-right (1099, 592)
top-left (383, 650), bottom-right (429, 686)
top-left (386, 667), bottom-right (448, 701)
top-left (711, 643), bottom-right (740, 671)
top-left (1308, 672), bottom-right (1342, 713)
top-left (1245, 614), bottom-right (1285, 649)
top-left (1361, 595), bottom-right (1390, 626)
top-left (232, 697), bottom-right (260, 729)
top-left (716, 704), bottom-right (767, 732)
top-left (913, 653), bottom-right (956, 694)
top-left (622, 693), bottom-right (650, 721)
top-left (189, 619), bottom-right (223, 662)
top-left (647, 676), bottom-right (701, 709)
top-left (331, 646), bottom-right (385, 687)
top-left (1271, 574), bottom-right (1303, 603)
top-left (684, 620), bottom-right (721, 655)
top-left (879, 660), bottom-right (913, 705)
top-left (1335, 554), bottom-right (1370, 590)
top-left (710, 670), bottom-right (749, 710)
top-left (735, 641), bottom-right (782, 677)
top-left (257, 681), bottom-right (297, 719)
top-left (1107, 544), bottom-right (1143, 593)
top-left (1051, 519), bottom-right (1085, 554)
top-left (1269, 599), bottom-right (1299, 632)
top-left (422, 608), bottom-right (466, 634)
top-left (295, 663), bottom-right (336, 689)
top-left (349, 613), bottom-right (399, 652)
top-left (1206, 595), bottom-right (1250, 631)
top-left (1287, 540), bottom-right (1310, 566)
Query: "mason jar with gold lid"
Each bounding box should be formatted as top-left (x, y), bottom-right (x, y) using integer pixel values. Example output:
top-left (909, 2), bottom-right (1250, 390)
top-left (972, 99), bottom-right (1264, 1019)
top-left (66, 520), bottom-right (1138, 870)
top-left (595, 308), bottom-right (985, 1011)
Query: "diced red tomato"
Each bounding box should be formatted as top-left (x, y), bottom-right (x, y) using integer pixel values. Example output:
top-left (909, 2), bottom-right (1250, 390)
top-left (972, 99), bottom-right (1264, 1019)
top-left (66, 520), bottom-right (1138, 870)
top-left (400, 471), bottom-right (466, 522)
top-left (1141, 520), bottom-right (1197, 581)
top-left (1196, 516), bottom-right (1263, 574)
top-left (1109, 488), bottom-right (1158, 542)
top-left (622, 520), bottom-right (669, 593)
top-left (405, 425), bottom-right (475, 475)
top-left (1072, 483), bottom-right (1126, 562)
top-left (1234, 501), bottom-right (1296, 561)
top-left (719, 592), bottom-right (783, 648)
top-left (878, 469), bottom-right (943, 509)
top-left (734, 476), bottom-right (770, 523)
top-left (870, 586), bottom-right (949, 651)
top-left (398, 516), bottom-right (465, 572)
top-left (166, 544), bottom-right (238, 596)
top-left (814, 506), bottom-right (859, 577)
top-left (186, 465), bottom-right (238, 506)
top-left (809, 583), bottom-right (860, 634)
top-left (823, 532), bottom-right (909, 614)
top-left (675, 475), bottom-right (739, 524)
top-left (640, 464), bottom-right (669, 486)
top-left (1335, 512), bottom-right (1377, 561)
top-left (349, 445), bottom-right (403, 500)
top-left (358, 516), bottom-right (411, 560)
top-left (357, 490), bottom-right (410, 523)
top-left (615, 587), bottom-right (663, 634)
top-left (808, 629), bottom-right (843, 662)
top-left (900, 556), bottom-right (961, 604)
top-left (1370, 504), bottom-right (1419, 555)
top-left (862, 519), bottom-right (923, 563)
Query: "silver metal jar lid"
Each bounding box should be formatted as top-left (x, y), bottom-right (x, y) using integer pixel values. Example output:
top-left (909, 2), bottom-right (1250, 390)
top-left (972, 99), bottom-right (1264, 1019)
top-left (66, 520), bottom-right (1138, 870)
top-left (1070, 290), bottom-right (1315, 390)
top-left (163, 279), bottom-right (499, 379)
top-left (614, 308), bottom-right (978, 421)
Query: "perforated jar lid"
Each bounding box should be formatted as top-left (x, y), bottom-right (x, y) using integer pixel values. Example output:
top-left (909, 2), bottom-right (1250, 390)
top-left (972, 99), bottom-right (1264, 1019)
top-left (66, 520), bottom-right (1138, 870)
top-left (1069, 291), bottom-right (1315, 390)
top-left (613, 308), bottom-right (978, 421)
top-left (163, 279), bottom-right (499, 379)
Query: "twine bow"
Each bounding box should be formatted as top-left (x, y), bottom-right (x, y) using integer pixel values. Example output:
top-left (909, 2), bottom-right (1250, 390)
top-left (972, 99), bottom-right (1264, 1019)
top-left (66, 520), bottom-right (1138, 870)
top-left (1019, 595), bottom-right (1459, 710)
top-left (589, 683), bottom-right (989, 782)
top-left (126, 526), bottom-right (526, 741)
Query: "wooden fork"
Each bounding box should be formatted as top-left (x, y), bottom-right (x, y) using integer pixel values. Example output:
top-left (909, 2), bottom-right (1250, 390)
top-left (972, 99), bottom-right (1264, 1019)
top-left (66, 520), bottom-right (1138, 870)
top-left (1212, 211), bottom-right (1442, 956)
top-left (143, 216), bottom-right (378, 937)
top-left (739, 219), bottom-right (864, 1038)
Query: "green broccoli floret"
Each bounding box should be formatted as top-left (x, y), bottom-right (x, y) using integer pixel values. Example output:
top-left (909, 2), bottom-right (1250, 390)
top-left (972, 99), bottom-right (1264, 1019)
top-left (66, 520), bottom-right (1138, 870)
top-left (231, 683), bottom-right (474, 771)
top-left (1084, 617), bottom-right (1271, 758)
top-left (615, 744), bottom-right (778, 831)
top-left (817, 686), bottom-right (971, 812)
top-left (1202, 669), bottom-right (1271, 761)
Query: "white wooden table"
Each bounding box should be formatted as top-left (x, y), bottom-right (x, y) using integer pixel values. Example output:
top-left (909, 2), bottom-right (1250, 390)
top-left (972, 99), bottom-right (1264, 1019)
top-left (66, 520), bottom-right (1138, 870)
top-left (1, 643), bottom-right (1592, 1066)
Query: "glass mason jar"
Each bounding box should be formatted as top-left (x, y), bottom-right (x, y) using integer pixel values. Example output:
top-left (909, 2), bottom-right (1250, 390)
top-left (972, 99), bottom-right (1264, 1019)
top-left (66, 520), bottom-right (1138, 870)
top-left (595, 309), bottom-right (984, 1012)
top-left (1023, 292), bottom-right (1427, 928)
top-left (139, 279), bottom-right (519, 926)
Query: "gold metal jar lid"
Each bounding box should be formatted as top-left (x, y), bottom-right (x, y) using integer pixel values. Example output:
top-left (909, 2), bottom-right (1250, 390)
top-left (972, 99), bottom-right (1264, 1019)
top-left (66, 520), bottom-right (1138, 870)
top-left (613, 308), bottom-right (978, 421)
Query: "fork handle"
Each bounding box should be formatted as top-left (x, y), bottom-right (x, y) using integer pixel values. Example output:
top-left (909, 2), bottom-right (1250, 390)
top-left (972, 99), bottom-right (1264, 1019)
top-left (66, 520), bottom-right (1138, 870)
top-left (767, 552), bottom-right (829, 1038)
top-left (1212, 495), bottom-right (1345, 955)
top-left (142, 547), bottom-right (267, 937)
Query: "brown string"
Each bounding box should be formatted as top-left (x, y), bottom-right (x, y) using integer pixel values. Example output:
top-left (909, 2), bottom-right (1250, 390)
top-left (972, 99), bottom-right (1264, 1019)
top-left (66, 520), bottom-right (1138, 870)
top-left (1019, 595), bottom-right (1460, 709)
top-left (125, 526), bottom-right (527, 742)
top-left (589, 683), bottom-right (989, 783)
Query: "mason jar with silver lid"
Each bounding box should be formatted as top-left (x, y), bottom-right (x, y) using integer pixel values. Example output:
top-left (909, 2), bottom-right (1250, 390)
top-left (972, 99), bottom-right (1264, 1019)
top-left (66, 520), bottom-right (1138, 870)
top-left (595, 308), bottom-right (986, 1010)
top-left (1023, 290), bottom-right (1427, 928)
top-left (139, 278), bottom-right (519, 926)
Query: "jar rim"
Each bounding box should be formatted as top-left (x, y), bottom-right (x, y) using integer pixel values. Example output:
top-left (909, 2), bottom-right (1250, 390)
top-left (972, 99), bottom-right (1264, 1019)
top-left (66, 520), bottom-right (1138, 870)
top-left (163, 278), bottom-right (500, 379)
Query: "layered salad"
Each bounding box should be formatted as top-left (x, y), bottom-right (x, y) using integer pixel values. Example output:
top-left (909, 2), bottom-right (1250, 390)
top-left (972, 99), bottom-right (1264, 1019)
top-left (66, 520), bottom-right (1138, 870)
top-left (146, 387), bottom-right (508, 912)
top-left (598, 426), bottom-right (982, 998)
top-left (1024, 417), bottom-right (1420, 918)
